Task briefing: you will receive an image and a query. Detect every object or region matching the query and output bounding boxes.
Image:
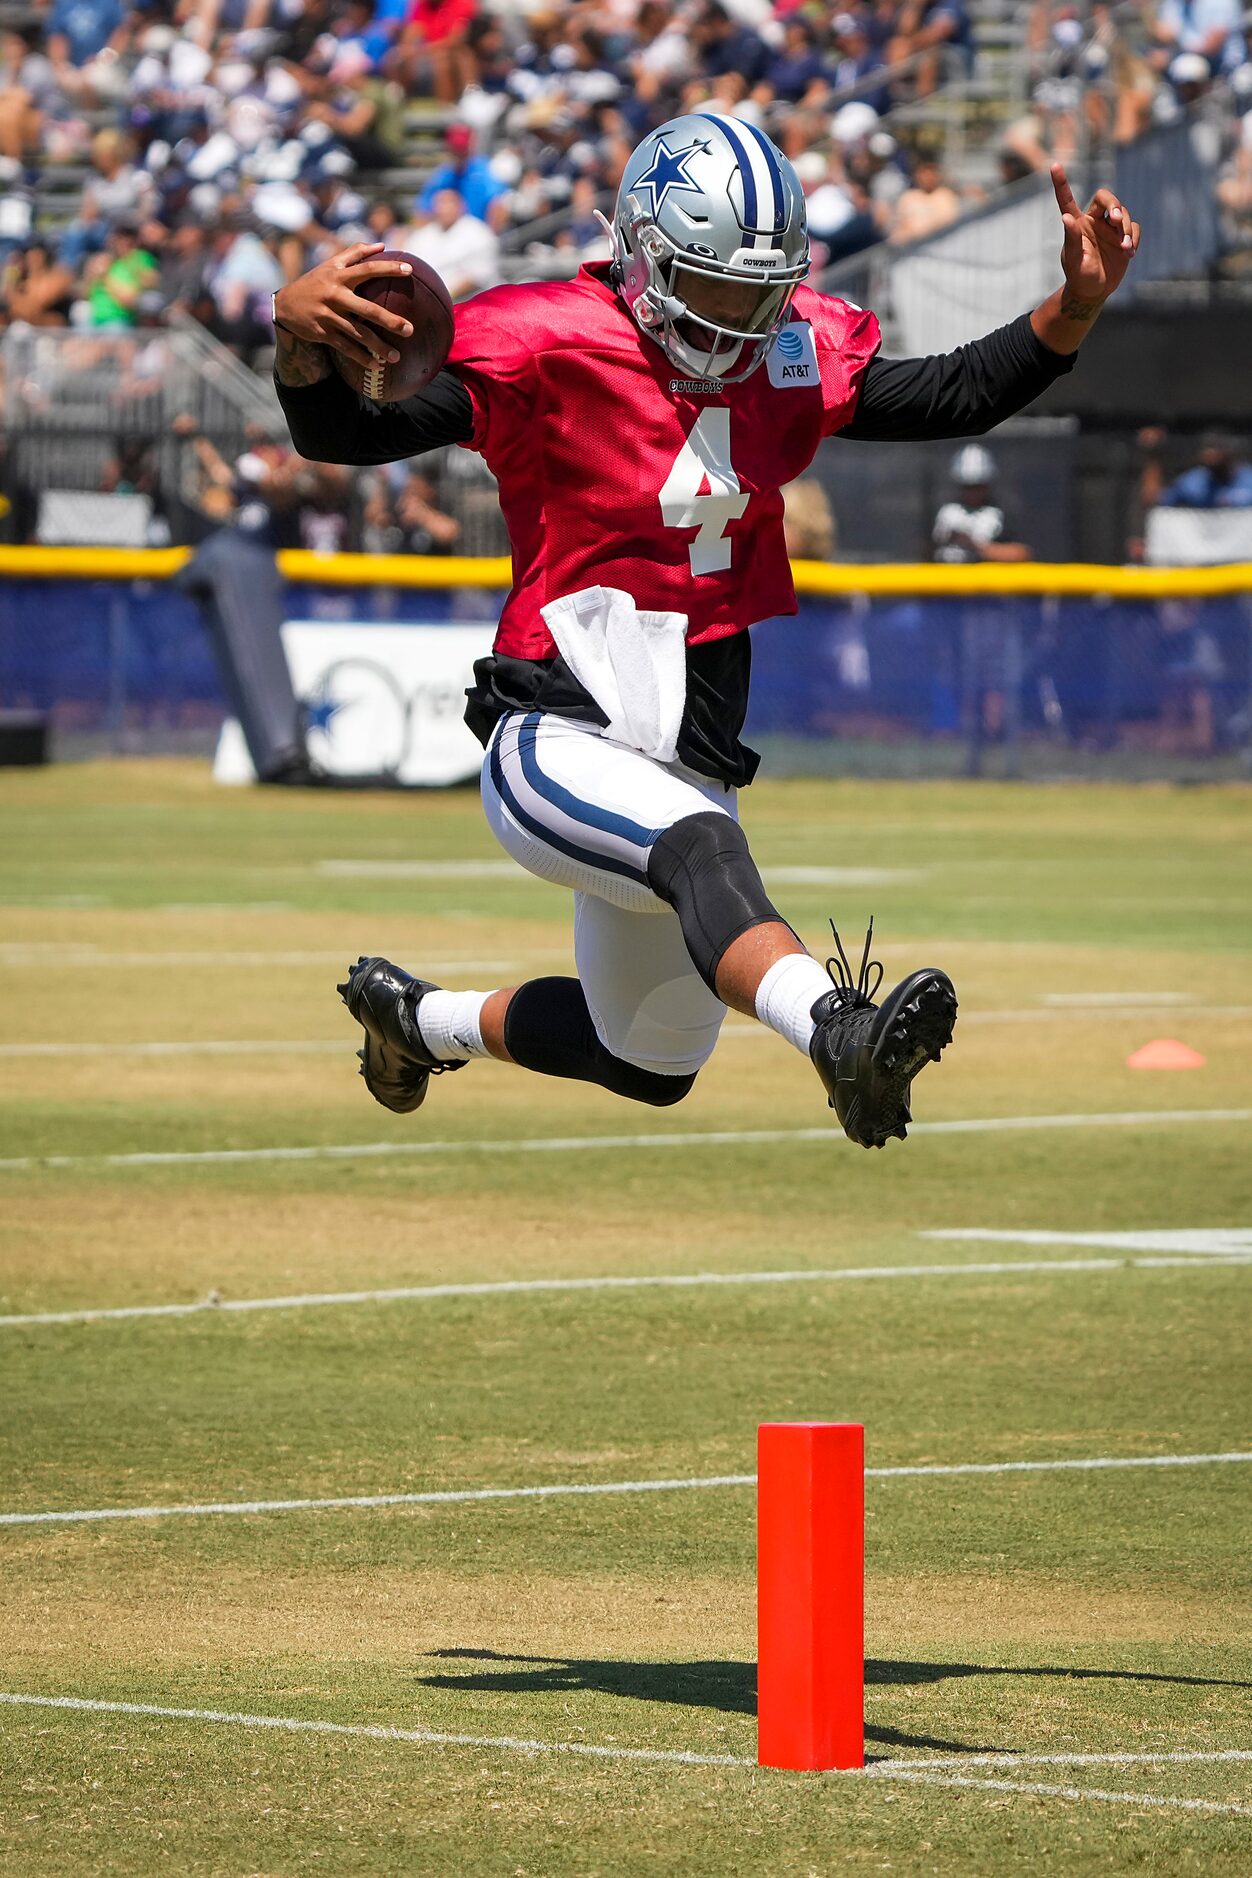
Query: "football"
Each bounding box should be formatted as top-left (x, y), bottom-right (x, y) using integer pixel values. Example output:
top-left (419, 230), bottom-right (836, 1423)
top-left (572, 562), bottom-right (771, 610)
top-left (332, 252), bottom-right (455, 404)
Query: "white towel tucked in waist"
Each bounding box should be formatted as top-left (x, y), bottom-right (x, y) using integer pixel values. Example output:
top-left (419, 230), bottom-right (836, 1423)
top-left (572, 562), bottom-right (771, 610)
top-left (540, 585), bottom-right (688, 765)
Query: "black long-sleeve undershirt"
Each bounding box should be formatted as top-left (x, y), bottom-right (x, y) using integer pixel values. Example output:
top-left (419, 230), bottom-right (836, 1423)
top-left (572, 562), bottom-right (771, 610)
top-left (275, 312), bottom-right (1076, 464)
top-left (278, 361), bottom-right (474, 463)
top-left (275, 313), bottom-right (1077, 785)
top-left (843, 313), bottom-right (1076, 440)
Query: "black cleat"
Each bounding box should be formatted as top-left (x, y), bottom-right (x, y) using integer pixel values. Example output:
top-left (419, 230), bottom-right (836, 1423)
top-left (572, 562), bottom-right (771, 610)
top-left (809, 919), bottom-right (957, 1150)
top-left (336, 955), bottom-right (466, 1114)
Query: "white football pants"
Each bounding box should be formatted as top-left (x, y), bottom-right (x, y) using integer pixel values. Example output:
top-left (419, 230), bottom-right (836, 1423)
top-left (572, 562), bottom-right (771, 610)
top-left (481, 710), bottom-right (735, 1077)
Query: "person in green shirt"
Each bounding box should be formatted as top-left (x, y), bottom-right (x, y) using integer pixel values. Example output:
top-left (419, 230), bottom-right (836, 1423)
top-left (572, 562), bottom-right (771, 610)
top-left (86, 221), bottom-right (157, 329)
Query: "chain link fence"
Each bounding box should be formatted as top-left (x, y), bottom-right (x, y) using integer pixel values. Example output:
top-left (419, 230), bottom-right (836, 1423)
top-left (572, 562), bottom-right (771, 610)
top-left (1, 568), bottom-right (1249, 777)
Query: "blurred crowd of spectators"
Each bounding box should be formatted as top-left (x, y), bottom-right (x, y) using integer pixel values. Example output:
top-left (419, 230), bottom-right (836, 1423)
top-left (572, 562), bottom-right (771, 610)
top-left (1005, 0), bottom-right (1250, 176)
top-left (0, 0), bottom-right (1249, 362)
top-left (0, 0), bottom-right (1250, 563)
top-left (0, 0), bottom-right (986, 362)
top-left (0, 0), bottom-right (1246, 341)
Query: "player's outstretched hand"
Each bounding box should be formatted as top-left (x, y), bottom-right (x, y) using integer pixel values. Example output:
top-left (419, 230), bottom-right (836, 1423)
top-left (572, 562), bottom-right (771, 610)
top-left (274, 243), bottom-right (415, 370)
top-left (1051, 162), bottom-right (1140, 306)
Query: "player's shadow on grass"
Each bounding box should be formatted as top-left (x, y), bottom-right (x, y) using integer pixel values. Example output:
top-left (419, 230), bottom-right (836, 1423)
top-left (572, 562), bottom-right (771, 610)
top-left (414, 1651), bottom-right (979, 1753)
top-left (417, 1650), bottom-right (1251, 1757)
top-left (421, 1648), bottom-right (753, 1715)
top-left (867, 1659), bottom-right (1252, 1692)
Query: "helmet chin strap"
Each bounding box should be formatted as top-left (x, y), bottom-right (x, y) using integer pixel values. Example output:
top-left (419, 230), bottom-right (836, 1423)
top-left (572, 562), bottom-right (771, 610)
top-left (600, 203), bottom-right (769, 384)
top-left (658, 299), bottom-right (764, 381)
top-left (595, 207), bottom-right (622, 289)
top-left (665, 318), bottom-right (745, 381)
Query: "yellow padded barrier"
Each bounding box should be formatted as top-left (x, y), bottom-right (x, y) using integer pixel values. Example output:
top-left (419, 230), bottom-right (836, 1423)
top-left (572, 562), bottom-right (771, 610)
top-left (789, 560), bottom-right (1252, 598)
top-left (0, 544), bottom-right (1248, 597)
top-left (277, 549), bottom-right (513, 587)
top-left (0, 546), bottom-right (193, 579)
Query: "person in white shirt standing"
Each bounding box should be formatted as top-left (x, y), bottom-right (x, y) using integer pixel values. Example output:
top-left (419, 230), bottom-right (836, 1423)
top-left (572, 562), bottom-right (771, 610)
top-left (405, 186), bottom-right (499, 301)
top-left (933, 444), bottom-right (1032, 774)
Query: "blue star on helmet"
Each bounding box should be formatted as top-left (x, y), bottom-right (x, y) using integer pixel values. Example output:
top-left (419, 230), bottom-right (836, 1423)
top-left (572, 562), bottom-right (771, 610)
top-left (634, 138), bottom-right (705, 216)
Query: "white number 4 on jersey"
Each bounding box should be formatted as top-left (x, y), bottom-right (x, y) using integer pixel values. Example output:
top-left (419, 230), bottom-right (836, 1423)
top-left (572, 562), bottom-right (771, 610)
top-left (659, 409), bottom-right (748, 577)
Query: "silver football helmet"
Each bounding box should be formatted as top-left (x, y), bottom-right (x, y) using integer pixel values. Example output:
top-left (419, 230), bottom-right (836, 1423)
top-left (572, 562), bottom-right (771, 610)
top-left (951, 444), bottom-right (996, 486)
top-left (604, 112), bottom-right (810, 384)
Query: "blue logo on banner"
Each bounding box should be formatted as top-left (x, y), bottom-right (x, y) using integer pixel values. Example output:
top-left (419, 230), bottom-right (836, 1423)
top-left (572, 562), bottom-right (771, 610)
top-left (775, 327), bottom-right (804, 359)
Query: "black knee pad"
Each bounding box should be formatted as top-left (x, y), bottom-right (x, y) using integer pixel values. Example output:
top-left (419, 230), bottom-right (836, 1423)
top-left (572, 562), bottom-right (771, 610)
top-left (646, 811), bottom-right (786, 994)
top-left (503, 976), bottom-right (698, 1108)
top-left (610, 1062), bottom-right (698, 1107)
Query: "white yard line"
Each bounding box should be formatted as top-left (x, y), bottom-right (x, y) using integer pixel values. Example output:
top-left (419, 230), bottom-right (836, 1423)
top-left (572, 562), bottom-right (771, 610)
top-left (313, 861), bottom-right (924, 888)
top-left (0, 952), bottom-right (517, 971)
top-left (716, 1004), bottom-right (1252, 1035)
top-left (1, 1694), bottom-right (1248, 1814)
top-left (5, 1005), bottom-right (1249, 1060)
top-left (2, 1108), bottom-right (1250, 1174)
top-left (2, 1452), bottom-right (1248, 1529)
top-left (154, 903), bottom-right (294, 915)
top-left (2, 1252), bottom-right (1248, 1333)
top-left (0, 1474), bottom-right (755, 1528)
top-left (764, 866), bottom-right (924, 886)
top-left (874, 1767), bottom-right (1252, 1817)
top-left (0, 1040), bottom-right (347, 1060)
top-left (867, 1452), bottom-right (1252, 1479)
top-left (1041, 991), bottom-right (1195, 1007)
top-left (925, 1228), bottom-right (1252, 1259)
top-left (317, 861), bottom-right (520, 879)
top-left (0, 1692), bottom-right (751, 1768)
top-left (886, 1750), bottom-right (1252, 1770)
top-left (916, 1002), bottom-right (1252, 1027)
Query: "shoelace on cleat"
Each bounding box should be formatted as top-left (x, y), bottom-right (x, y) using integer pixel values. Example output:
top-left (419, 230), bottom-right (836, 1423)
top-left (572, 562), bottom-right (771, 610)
top-left (823, 915), bottom-right (884, 1012)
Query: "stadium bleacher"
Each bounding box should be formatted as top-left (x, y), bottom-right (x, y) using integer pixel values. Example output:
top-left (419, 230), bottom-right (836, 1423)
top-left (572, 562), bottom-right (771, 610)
top-left (0, 0), bottom-right (1249, 584)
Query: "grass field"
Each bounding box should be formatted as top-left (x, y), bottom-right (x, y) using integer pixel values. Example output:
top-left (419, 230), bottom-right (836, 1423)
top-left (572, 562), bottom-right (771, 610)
top-left (1, 758), bottom-right (1250, 1876)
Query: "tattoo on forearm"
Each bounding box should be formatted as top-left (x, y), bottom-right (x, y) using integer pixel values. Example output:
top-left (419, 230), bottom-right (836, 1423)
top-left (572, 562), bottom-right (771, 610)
top-left (275, 329), bottom-right (332, 386)
top-left (1060, 290), bottom-right (1104, 323)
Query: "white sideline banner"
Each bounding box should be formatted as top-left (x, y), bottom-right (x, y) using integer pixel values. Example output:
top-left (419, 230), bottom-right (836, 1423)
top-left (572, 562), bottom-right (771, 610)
top-left (214, 619), bottom-right (492, 787)
top-left (891, 185), bottom-right (1057, 355)
top-left (1144, 507), bottom-right (1252, 566)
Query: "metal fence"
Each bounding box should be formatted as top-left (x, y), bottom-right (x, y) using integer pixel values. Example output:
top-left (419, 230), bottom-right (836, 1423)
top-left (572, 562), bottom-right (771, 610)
top-left (748, 590), bottom-right (1252, 779)
top-left (2, 321), bottom-right (284, 548)
top-left (1110, 113), bottom-right (1224, 302)
top-left (0, 321), bottom-right (509, 558)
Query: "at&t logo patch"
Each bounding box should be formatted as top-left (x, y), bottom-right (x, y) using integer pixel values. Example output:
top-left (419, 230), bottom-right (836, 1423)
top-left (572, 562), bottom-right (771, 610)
top-left (767, 322), bottom-right (818, 388)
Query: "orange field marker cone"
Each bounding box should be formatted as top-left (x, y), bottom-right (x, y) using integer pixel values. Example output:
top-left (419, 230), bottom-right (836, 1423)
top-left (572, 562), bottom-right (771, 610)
top-left (1126, 1039), bottom-right (1206, 1070)
top-left (757, 1422), bottom-right (864, 1771)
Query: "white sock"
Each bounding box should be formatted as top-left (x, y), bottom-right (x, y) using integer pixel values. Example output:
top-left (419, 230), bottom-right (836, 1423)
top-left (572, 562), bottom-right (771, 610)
top-left (754, 953), bottom-right (833, 1056)
top-left (414, 988), bottom-right (493, 1063)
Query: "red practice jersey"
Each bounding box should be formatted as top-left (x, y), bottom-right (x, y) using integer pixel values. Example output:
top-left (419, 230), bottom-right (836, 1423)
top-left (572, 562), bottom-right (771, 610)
top-left (446, 261), bottom-right (880, 662)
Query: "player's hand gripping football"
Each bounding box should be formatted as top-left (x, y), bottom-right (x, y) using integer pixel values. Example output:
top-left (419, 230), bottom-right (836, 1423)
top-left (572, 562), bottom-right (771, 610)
top-left (273, 242), bottom-right (414, 370)
top-left (1051, 162), bottom-right (1140, 308)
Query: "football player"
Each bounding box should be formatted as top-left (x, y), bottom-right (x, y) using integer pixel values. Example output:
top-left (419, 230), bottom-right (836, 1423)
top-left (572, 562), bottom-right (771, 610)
top-left (272, 119), bottom-right (1138, 1149)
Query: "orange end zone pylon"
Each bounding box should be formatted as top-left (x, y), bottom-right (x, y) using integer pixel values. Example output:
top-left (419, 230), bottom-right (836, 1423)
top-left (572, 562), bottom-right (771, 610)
top-left (757, 1422), bottom-right (864, 1771)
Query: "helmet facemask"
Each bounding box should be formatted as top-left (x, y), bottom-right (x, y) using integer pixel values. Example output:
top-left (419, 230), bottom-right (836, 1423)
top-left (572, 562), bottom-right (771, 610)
top-left (603, 185), bottom-right (808, 384)
top-left (659, 236), bottom-right (804, 381)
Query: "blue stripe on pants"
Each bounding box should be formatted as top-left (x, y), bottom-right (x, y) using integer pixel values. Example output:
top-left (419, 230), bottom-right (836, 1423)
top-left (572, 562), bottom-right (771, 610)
top-left (488, 718), bottom-right (651, 886)
top-left (514, 713), bottom-right (667, 848)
